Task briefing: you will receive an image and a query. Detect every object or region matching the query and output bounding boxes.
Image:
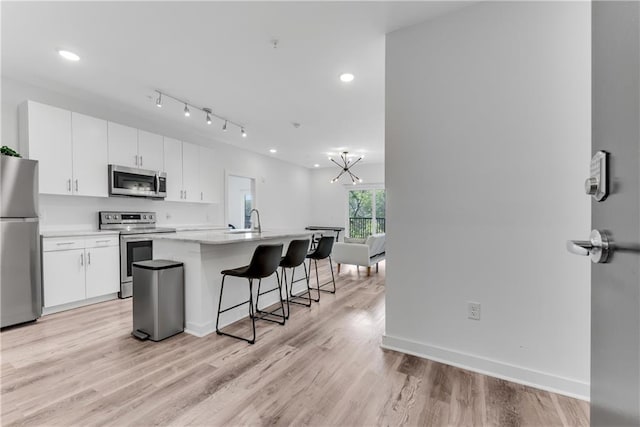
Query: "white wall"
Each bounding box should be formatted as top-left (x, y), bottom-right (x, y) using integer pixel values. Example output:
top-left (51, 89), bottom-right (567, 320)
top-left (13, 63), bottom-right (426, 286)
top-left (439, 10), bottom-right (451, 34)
top-left (383, 1), bottom-right (591, 399)
top-left (309, 162), bottom-right (384, 237)
top-left (2, 77), bottom-right (311, 230)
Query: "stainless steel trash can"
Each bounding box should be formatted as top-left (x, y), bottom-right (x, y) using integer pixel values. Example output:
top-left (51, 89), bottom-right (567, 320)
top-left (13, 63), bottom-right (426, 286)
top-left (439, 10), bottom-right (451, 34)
top-left (132, 259), bottom-right (184, 342)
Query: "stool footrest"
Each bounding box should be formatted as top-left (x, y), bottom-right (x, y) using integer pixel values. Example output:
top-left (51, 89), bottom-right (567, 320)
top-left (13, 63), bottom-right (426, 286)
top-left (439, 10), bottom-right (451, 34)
top-left (219, 299), bottom-right (250, 313)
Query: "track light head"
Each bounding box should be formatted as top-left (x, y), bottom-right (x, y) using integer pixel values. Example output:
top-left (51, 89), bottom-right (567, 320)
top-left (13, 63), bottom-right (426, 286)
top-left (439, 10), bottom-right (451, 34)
top-left (222, 120), bottom-right (228, 132)
top-left (184, 103), bottom-right (190, 117)
top-left (241, 128), bottom-right (247, 138)
top-left (204, 108), bottom-right (212, 125)
top-left (155, 93), bottom-right (162, 108)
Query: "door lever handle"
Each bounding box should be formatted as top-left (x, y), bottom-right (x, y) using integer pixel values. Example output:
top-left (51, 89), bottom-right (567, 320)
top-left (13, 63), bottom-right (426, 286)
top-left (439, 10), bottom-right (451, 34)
top-left (566, 240), bottom-right (592, 256)
top-left (567, 229), bottom-right (611, 263)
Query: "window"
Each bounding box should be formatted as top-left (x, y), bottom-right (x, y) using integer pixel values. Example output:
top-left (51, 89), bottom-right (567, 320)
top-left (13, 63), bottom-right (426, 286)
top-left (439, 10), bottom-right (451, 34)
top-left (348, 188), bottom-right (386, 239)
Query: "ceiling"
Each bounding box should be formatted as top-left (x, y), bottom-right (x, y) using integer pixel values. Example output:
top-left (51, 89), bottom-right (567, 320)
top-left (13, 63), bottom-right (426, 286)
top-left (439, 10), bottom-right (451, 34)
top-left (2, 1), bottom-right (469, 168)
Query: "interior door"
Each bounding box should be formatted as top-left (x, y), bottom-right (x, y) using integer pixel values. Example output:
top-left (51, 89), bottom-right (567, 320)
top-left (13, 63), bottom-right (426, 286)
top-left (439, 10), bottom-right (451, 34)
top-left (590, 2), bottom-right (640, 425)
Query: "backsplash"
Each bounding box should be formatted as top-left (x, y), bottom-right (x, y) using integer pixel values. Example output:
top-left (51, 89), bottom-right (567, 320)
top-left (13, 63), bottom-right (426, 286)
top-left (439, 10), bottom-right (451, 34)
top-left (38, 194), bottom-right (223, 230)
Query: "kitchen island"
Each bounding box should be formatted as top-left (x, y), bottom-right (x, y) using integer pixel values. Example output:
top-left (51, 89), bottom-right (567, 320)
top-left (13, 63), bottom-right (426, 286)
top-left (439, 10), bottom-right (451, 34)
top-left (152, 229), bottom-right (312, 337)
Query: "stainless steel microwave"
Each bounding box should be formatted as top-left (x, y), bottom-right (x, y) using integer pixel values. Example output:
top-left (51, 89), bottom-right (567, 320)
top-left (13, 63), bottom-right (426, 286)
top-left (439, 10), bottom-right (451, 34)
top-left (108, 165), bottom-right (167, 199)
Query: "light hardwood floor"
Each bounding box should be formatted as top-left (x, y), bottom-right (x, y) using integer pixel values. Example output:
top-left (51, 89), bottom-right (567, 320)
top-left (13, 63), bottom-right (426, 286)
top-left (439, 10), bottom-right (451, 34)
top-left (1, 261), bottom-right (588, 426)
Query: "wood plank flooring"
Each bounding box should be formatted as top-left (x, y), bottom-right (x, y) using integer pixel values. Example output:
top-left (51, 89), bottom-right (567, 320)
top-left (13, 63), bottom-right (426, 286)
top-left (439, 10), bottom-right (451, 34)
top-left (1, 261), bottom-right (589, 426)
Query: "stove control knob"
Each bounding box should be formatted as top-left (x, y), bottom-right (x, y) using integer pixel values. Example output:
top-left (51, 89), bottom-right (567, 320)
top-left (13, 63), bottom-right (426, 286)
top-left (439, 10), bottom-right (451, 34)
top-left (149, 215), bottom-right (154, 220)
top-left (114, 215), bottom-right (119, 220)
top-left (143, 215), bottom-right (147, 219)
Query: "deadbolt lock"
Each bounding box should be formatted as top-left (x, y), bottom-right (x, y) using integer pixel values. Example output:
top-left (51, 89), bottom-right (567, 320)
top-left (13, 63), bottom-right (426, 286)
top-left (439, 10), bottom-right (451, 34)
top-left (585, 151), bottom-right (608, 201)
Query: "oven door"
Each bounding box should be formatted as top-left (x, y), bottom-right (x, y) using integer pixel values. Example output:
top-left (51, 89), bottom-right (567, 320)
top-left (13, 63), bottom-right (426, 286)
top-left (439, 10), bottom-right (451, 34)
top-left (120, 235), bottom-right (154, 298)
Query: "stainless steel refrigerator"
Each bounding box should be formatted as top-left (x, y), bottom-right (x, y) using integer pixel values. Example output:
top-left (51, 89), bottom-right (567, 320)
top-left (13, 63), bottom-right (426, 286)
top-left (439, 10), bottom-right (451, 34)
top-left (0, 155), bottom-right (41, 328)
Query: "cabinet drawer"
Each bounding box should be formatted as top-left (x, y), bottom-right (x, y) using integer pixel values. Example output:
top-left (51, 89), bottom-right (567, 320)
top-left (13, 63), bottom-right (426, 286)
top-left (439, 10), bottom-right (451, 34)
top-left (43, 238), bottom-right (85, 252)
top-left (85, 235), bottom-right (119, 248)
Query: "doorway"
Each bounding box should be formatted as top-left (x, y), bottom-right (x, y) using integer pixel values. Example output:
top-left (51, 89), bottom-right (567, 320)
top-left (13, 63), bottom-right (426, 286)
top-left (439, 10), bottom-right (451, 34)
top-left (227, 175), bottom-right (255, 230)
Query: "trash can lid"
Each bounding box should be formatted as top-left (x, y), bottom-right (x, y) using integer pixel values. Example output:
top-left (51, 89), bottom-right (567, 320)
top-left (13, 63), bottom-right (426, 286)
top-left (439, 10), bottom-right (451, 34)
top-left (132, 259), bottom-right (184, 270)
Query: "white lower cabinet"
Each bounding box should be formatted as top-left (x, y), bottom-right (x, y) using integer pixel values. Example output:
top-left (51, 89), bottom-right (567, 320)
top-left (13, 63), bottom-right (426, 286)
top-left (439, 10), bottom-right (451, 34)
top-left (42, 235), bottom-right (120, 311)
top-left (43, 248), bottom-right (86, 307)
top-left (85, 246), bottom-right (120, 298)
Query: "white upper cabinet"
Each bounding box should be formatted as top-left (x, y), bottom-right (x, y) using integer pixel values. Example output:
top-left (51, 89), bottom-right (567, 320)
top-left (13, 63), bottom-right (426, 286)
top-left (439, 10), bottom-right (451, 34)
top-left (20, 100), bottom-right (222, 203)
top-left (107, 122), bottom-right (138, 168)
top-left (181, 142), bottom-right (200, 202)
top-left (20, 101), bottom-right (73, 195)
top-left (199, 146), bottom-right (220, 203)
top-left (137, 130), bottom-right (164, 171)
top-left (163, 137), bottom-right (183, 201)
top-left (71, 113), bottom-right (108, 197)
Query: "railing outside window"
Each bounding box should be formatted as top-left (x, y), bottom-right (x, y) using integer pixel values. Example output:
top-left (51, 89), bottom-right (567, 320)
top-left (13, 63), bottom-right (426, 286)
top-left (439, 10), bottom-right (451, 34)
top-left (349, 217), bottom-right (386, 239)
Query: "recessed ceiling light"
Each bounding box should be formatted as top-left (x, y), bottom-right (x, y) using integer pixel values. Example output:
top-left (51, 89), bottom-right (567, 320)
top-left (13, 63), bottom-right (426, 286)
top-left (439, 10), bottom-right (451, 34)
top-left (269, 149), bottom-right (277, 153)
top-left (314, 164), bottom-right (320, 168)
top-left (339, 73), bottom-right (354, 83)
top-left (58, 50), bottom-right (80, 61)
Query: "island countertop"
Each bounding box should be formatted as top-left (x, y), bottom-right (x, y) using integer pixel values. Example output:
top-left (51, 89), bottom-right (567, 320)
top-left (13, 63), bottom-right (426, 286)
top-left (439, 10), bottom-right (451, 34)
top-left (152, 229), bottom-right (315, 337)
top-left (151, 229), bottom-right (312, 245)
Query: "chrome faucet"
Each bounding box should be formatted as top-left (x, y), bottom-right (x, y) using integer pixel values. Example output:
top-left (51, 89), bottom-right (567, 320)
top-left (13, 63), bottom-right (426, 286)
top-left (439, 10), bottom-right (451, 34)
top-left (249, 209), bottom-right (262, 233)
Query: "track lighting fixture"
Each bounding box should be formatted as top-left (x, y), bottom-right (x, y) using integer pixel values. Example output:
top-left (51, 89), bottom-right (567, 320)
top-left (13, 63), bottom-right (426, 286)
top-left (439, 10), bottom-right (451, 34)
top-left (153, 90), bottom-right (246, 136)
top-left (329, 151), bottom-right (363, 184)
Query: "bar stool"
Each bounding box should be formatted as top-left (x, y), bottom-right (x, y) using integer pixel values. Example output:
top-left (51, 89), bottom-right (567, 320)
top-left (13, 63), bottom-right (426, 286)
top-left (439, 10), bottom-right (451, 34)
top-left (279, 239), bottom-right (311, 318)
top-left (306, 236), bottom-right (336, 302)
top-left (216, 244), bottom-right (284, 344)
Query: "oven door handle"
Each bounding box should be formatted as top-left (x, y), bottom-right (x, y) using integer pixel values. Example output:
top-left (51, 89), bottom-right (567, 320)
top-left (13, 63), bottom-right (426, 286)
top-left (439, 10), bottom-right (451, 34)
top-left (120, 235), bottom-right (155, 242)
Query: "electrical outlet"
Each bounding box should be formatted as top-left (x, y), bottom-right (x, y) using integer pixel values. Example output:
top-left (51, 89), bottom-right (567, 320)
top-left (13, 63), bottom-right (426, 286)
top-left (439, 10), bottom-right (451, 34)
top-left (468, 302), bottom-right (481, 320)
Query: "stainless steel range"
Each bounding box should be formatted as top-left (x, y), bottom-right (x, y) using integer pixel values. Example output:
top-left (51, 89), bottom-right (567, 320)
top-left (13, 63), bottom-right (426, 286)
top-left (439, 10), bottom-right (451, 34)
top-left (98, 211), bottom-right (175, 298)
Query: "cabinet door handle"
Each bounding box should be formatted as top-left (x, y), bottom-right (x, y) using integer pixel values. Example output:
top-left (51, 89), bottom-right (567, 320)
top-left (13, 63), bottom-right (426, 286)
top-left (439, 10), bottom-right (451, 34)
top-left (87, 251), bottom-right (91, 265)
top-left (67, 179), bottom-right (71, 192)
top-left (201, 191), bottom-right (203, 201)
top-left (56, 242), bottom-right (74, 246)
top-left (95, 239), bottom-right (111, 243)
top-left (135, 155), bottom-right (139, 166)
top-left (75, 179), bottom-right (79, 192)
top-left (80, 253), bottom-right (84, 266)
top-left (140, 156), bottom-right (143, 167)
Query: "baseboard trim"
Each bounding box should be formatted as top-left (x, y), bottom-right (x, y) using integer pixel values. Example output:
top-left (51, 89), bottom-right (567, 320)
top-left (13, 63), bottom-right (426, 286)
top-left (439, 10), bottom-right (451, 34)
top-left (381, 334), bottom-right (589, 401)
top-left (42, 293), bottom-right (118, 315)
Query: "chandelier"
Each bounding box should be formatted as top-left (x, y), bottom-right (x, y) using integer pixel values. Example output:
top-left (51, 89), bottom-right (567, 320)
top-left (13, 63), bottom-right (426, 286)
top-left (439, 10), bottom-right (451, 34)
top-left (329, 152), bottom-right (363, 185)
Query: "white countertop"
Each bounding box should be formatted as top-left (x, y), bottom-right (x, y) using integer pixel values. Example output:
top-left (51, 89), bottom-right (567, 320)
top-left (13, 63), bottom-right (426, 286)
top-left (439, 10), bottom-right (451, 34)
top-left (151, 229), bottom-right (312, 245)
top-left (41, 229), bottom-right (120, 238)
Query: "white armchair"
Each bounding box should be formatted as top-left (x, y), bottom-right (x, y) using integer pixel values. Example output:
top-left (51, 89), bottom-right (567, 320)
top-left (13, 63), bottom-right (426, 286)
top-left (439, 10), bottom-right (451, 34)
top-left (332, 233), bottom-right (386, 276)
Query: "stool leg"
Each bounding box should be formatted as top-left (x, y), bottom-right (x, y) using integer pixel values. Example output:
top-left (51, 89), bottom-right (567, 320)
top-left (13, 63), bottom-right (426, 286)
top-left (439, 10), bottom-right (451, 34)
top-left (216, 275), bottom-right (256, 344)
top-left (215, 275), bottom-right (227, 335)
top-left (256, 279), bottom-right (262, 312)
top-left (248, 279), bottom-right (256, 344)
top-left (275, 270), bottom-right (286, 324)
top-left (282, 267), bottom-right (290, 319)
top-left (313, 259), bottom-right (321, 302)
top-left (303, 262), bottom-right (312, 304)
top-left (329, 256), bottom-right (336, 293)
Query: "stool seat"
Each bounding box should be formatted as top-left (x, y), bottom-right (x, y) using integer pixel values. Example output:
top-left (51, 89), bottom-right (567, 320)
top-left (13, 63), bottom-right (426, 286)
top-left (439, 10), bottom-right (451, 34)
top-left (220, 266), bottom-right (251, 277)
top-left (278, 239), bottom-right (312, 316)
top-left (216, 243), bottom-right (284, 344)
top-left (305, 236), bottom-right (336, 299)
